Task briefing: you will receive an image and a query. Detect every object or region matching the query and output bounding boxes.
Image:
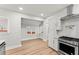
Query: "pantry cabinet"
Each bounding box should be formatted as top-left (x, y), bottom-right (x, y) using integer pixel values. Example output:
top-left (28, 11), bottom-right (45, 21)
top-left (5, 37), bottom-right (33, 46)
top-left (48, 17), bottom-right (59, 51)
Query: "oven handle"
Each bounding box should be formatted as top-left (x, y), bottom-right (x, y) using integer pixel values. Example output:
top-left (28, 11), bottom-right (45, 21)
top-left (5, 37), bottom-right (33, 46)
top-left (58, 40), bottom-right (78, 47)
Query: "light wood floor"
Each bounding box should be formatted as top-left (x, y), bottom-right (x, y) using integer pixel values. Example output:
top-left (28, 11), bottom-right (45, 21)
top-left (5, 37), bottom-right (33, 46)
top-left (6, 39), bottom-right (58, 55)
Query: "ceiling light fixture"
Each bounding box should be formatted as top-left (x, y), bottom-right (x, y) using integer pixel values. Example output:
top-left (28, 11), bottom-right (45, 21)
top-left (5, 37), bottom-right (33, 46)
top-left (40, 13), bottom-right (44, 16)
top-left (19, 7), bottom-right (23, 10)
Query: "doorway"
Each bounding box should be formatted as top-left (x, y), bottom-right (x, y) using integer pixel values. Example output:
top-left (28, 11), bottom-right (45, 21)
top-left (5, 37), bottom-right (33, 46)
top-left (21, 17), bottom-right (43, 41)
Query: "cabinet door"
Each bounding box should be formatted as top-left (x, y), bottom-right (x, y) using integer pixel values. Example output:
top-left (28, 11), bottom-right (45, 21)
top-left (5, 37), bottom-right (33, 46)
top-left (48, 19), bottom-right (58, 51)
top-left (48, 22), bottom-right (56, 48)
top-left (48, 27), bottom-right (54, 48)
top-left (48, 22), bottom-right (54, 48)
top-left (53, 38), bottom-right (58, 51)
top-left (48, 38), bottom-right (53, 48)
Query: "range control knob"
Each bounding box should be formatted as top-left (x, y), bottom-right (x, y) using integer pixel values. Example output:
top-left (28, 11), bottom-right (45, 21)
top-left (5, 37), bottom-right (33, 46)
top-left (71, 53), bottom-right (73, 55)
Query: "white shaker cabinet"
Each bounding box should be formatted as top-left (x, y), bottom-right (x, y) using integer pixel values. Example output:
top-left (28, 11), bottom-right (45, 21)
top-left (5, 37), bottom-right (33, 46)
top-left (48, 18), bottom-right (58, 51)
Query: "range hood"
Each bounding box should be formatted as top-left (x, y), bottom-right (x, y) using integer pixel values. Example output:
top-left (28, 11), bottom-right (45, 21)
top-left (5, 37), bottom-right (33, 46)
top-left (61, 4), bottom-right (79, 20)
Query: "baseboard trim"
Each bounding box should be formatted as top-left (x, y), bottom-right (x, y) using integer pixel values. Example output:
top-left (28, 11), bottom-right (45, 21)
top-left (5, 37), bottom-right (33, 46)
top-left (22, 38), bottom-right (43, 42)
top-left (49, 47), bottom-right (60, 55)
top-left (43, 39), bottom-right (48, 42)
top-left (22, 38), bottom-right (33, 41)
top-left (6, 44), bottom-right (22, 50)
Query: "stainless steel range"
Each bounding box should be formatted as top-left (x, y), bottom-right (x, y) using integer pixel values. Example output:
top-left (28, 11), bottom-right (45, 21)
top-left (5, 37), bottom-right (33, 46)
top-left (58, 36), bottom-right (79, 55)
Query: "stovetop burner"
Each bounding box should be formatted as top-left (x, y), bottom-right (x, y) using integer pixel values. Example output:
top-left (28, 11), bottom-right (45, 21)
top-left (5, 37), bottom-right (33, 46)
top-left (59, 36), bottom-right (79, 42)
top-left (59, 36), bottom-right (79, 46)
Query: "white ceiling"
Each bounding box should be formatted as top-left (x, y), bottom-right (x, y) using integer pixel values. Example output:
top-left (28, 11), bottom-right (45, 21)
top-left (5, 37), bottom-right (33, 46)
top-left (0, 4), bottom-right (69, 18)
top-left (0, 4), bottom-right (69, 27)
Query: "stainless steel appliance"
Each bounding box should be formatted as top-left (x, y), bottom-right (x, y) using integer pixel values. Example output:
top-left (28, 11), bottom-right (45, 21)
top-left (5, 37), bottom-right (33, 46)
top-left (58, 36), bottom-right (79, 55)
top-left (0, 42), bottom-right (6, 55)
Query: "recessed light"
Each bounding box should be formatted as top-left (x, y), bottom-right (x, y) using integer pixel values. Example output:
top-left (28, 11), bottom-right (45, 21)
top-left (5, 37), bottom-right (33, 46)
top-left (40, 13), bottom-right (44, 16)
top-left (27, 26), bottom-right (30, 28)
top-left (19, 7), bottom-right (23, 10)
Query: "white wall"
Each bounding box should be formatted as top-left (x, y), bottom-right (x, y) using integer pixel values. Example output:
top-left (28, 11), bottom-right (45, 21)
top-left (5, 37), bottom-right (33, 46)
top-left (42, 19), bottom-right (49, 41)
top-left (0, 9), bottom-right (22, 50)
top-left (0, 8), bottom-right (43, 50)
top-left (21, 26), bottom-right (40, 41)
top-left (39, 25), bottom-right (43, 39)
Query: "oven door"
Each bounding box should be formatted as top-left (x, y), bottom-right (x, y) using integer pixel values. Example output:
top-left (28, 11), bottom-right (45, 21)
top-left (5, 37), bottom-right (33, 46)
top-left (58, 41), bottom-right (78, 55)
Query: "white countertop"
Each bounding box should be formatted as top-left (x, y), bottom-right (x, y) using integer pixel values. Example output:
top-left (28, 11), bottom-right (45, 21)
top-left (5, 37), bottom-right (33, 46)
top-left (0, 40), bottom-right (5, 45)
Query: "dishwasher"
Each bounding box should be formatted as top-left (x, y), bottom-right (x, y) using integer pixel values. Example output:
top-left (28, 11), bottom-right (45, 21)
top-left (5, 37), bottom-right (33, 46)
top-left (0, 42), bottom-right (6, 55)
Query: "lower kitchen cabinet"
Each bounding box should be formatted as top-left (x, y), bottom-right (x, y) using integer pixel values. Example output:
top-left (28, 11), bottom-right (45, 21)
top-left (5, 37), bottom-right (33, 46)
top-left (53, 38), bottom-right (58, 51)
top-left (48, 38), bottom-right (58, 51)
